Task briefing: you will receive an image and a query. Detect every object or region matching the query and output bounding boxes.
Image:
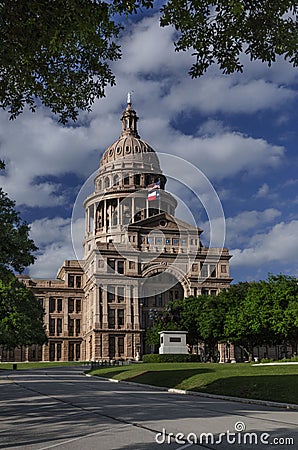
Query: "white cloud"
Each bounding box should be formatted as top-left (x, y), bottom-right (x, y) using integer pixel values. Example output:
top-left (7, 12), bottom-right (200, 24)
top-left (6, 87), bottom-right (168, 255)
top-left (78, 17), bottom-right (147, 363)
top-left (29, 217), bottom-right (85, 278)
top-left (231, 220), bottom-right (298, 267)
top-left (256, 183), bottom-right (270, 198)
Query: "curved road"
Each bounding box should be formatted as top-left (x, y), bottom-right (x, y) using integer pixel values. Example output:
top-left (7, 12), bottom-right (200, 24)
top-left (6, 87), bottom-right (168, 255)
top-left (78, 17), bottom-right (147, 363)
top-left (0, 366), bottom-right (297, 449)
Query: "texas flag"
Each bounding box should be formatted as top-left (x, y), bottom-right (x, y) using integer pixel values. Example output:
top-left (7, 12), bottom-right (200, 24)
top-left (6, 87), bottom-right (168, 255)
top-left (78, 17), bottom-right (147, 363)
top-left (148, 190), bottom-right (160, 201)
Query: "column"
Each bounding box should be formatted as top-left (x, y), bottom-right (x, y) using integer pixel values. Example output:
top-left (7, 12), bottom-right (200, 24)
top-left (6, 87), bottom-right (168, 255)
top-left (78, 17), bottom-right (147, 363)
top-left (93, 202), bottom-right (97, 234)
top-left (230, 343), bottom-right (236, 363)
top-left (125, 285), bottom-right (132, 329)
top-left (131, 196), bottom-right (135, 223)
top-left (133, 286), bottom-right (140, 329)
top-left (218, 342), bottom-right (226, 363)
top-left (94, 285), bottom-right (100, 329)
top-left (103, 199), bottom-right (107, 231)
top-left (102, 286), bottom-right (108, 329)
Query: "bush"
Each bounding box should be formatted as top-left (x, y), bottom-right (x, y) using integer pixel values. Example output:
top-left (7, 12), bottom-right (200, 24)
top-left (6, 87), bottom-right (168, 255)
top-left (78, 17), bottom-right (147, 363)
top-left (142, 354), bottom-right (201, 363)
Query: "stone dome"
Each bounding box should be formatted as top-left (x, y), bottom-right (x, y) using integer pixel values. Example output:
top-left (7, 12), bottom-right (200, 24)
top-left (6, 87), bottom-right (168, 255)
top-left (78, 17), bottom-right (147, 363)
top-left (99, 100), bottom-right (159, 168)
top-left (100, 133), bottom-right (157, 167)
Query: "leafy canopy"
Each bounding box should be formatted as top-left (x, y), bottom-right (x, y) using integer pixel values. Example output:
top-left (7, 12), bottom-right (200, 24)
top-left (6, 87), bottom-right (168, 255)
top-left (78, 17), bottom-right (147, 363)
top-left (0, 1), bottom-right (297, 122)
top-left (0, 276), bottom-right (47, 349)
top-left (0, 185), bottom-right (37, 277)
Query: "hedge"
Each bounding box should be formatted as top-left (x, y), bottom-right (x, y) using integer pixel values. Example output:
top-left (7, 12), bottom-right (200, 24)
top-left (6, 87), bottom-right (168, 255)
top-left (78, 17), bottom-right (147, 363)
top-left (142, 354), bottom-right (201, 363)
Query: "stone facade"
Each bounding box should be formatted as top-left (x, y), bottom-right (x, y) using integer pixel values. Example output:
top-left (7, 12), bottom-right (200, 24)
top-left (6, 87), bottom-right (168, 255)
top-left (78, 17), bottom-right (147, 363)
top-left (1, 100), bottom-right (235, 362)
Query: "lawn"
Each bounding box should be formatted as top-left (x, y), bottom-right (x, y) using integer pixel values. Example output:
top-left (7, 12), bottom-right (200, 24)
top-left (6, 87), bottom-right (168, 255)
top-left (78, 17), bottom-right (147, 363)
top-left (90, 362), bottom-right (298, 405)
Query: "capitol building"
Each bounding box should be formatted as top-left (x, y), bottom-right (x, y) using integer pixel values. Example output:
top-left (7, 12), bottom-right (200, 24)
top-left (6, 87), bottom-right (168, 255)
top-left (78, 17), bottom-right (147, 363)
top-left (15, 99), bottom-right (232, 362)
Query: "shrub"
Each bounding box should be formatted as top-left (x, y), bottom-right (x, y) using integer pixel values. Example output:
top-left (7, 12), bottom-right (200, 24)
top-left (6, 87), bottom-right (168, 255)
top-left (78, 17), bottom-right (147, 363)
top-left (142, 354), bottom-right (201, 363)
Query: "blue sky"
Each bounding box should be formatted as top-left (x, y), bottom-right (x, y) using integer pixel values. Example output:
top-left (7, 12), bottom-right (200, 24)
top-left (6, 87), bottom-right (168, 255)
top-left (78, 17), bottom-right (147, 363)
top-left (0, 12), bottom-right (297, 283)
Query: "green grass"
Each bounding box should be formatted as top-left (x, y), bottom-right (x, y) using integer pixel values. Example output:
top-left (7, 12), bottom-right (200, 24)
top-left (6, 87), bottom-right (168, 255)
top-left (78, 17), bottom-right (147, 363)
top-left (0, 361), bottom-right (87, 370)
top-left (90, 362), bottom-right (298, 405)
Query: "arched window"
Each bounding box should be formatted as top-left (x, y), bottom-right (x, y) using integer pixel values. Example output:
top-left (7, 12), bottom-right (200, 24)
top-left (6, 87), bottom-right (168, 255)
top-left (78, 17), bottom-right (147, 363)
top-left (113, 174), bottom-right (119, 186)
top-left (104, 177), bottom-right (110, 189)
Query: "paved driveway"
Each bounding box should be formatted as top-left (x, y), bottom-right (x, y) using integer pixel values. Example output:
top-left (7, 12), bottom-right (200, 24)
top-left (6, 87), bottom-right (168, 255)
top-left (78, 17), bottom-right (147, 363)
top-left (0, 366), bottom-right (297, 449)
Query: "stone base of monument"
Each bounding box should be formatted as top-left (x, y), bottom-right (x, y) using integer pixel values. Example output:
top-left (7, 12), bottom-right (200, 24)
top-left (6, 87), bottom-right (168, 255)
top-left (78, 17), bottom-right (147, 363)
top-left (159, 331), bottom-right (188, 354)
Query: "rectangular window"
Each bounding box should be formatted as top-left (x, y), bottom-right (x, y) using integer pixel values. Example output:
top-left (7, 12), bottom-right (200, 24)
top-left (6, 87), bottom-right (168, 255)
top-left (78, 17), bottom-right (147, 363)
top-left (118, 337), bottom-right (124, 355)
top-left (57, 318), bottom-right (62, 335)
top-left (107, 258), bottom-right (115, 272)
top-left (202, 288), bottom-right (209, 295)
top-left (192, 264), bottom-right (198, 272)
top-left (172, 238), bottom-right (179, 245)
top-left (210, 290), bottom-right (217, 296)
top-left (107, 286), bottom-right (115, 303)
top-left (57, 343), bottom-right (62, 361)
top-left (118, 309), bottom-right (124, 326)
top-left (210, 264), bottom-right (216, 278)
top-left (57, 298), bottom-right (62, 313)
top-left (155, 237), bottom-right (163, 245)
top-left (165, 238), bottom-right (171, 245)
top-left (117, 287), bottom-right (124, 303)
top-left (68, 318), bottom-right (74, 336)
top-left (68, 275), bottom-right (74, 287)
top-left (76, 299), bottom-right (81, 313)
top-left (76, 343), bottom-right (81, 360)
top-left (75, 276), bottom-right (81, 288)
top-left (49, 318), bottom-right (55, 335)
top-left (108, 309), bottom-right (115, 328)
top-left (134, 174), bottom-right (141, 185)
top-left (200, 262), bottom-right (208, 278)
top-left (76, 319), bottom-right (81, 336)
top-left (49, 298), bottom-right (56, 313)
top-left (68, 298), bottom-right (74, 313)
top-left (117, 260), bottom-right (124, 274)
top-left (221, 265), bottom-right (227, 273)
top-left (181, 238), bottom-right (187, 246)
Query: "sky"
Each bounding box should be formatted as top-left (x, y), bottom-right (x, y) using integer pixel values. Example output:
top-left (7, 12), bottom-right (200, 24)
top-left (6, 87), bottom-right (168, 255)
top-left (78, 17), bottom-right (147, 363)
top-left (0, 11), bottom-right (298, 284)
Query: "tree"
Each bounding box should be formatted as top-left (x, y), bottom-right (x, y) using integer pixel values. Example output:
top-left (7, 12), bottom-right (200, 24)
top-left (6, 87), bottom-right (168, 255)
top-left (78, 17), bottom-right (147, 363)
top-left (0, 276), bottom-right (47, 349)
top-left (0, 184), bottom-right (37, 279)
top-left (161, 1), bottom-right (298, 77)
top-left (0, 1), bottom-right (297, 122)
top-left (0, 163), bottom-right (46, 349)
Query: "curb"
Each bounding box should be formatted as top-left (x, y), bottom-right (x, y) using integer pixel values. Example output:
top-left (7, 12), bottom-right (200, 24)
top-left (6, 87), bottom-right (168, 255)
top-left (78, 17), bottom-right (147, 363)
top-left (87, 374), bottom-right (298, 411)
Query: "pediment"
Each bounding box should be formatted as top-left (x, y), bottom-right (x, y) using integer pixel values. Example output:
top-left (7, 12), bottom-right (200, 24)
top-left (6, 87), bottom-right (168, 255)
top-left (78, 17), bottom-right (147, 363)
top-left (128, 212), bottom-right (202, 234)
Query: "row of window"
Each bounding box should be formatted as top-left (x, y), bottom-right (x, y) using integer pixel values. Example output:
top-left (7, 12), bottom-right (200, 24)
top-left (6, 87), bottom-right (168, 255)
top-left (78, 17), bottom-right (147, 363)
top-left (68, 275), bottom-right (82, 288)
top-left (49, 342), bottom-right (80, 361)
top-left (141, 236), bottom-right (199, 246)
top-left (49, 318), bottom-right (81, 336)
top-left (99, 174), bottom-right (159, 190)
top-left (49, 298), bottom-right (82, 314)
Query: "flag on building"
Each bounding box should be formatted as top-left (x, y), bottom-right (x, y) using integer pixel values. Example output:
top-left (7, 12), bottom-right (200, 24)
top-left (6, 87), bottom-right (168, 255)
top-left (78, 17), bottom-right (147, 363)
top-left (148, 190), bottom-right (160, 201)
top-left (147, 180), bottom-right (160, 190)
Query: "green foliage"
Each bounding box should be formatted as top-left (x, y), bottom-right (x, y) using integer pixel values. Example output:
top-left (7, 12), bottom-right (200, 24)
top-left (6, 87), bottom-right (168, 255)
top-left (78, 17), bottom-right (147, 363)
top-left (0, 0), bottom-right (153, 123)
top-left (142, 353), bottom-right (201, 363)
top-left (0, 276), bottom-right (47, 349)
top-left (161, 1), bottom-right (298, 77)
top-left (0, 1), bottom-right (297, 121)
top-left (155, 275), bottom-right (298, 362)
top-left (0, 187), bottom-right (37, 278)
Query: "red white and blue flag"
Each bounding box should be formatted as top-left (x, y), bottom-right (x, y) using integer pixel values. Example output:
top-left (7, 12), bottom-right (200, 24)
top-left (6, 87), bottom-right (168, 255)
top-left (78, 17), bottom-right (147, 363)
top-left (148, 190), bottom-right (160, 201)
